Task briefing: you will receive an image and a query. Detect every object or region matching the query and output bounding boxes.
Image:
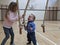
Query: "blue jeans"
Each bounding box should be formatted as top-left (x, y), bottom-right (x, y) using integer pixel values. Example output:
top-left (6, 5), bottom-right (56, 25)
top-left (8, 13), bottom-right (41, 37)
top-left (1, 27), bottom-right (14, 45)
top-left (27, 32), bottom-right (37, 45)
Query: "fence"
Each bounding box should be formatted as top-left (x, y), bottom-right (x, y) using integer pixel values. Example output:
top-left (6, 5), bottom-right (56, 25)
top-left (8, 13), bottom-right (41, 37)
top-left (0, 5), bottom-right (59, 21)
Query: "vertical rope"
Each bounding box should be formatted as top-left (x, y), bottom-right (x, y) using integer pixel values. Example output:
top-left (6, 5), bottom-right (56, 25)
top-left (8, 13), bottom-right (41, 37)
top-left (16, 0), bottom-right (22, 34)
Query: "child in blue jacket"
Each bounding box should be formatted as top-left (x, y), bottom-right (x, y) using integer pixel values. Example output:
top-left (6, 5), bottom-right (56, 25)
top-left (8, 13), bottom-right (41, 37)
top-left (25, 14), bottom-right (37, 45)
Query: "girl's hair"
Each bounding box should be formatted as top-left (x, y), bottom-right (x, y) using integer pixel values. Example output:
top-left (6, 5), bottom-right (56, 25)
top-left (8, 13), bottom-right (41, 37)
top-left (5, 2), bottom-right (18, 19)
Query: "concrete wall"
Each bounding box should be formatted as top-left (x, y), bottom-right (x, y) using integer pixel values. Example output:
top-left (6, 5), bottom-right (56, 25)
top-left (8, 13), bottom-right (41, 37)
top-left (57, 0), bottom-right (60, 20)
top-left (0, 0), bottom-right (16, 20)
top-left (0, 0), bottom-right (58, 20)
top-left (0, 0), bottom-right (16, 5)
top-left (45, 0), bottom-right (58, 21)
top-left (48, 0), bottom-right (57, 7)
top-left (0, 0), bottom-right (47, 20)
top-left (47, 0), bottom-right (60, 21)
top-left (0, 2), bottom-right (1, 20)
top-left (19, 0), bottom-right (47, 20)
top-left (0, 9), bottom-right (1, 20)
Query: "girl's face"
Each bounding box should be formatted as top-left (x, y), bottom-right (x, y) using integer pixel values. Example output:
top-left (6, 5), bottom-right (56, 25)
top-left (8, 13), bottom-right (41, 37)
top-left (13, 6), bottom-right (18, 12)
top-left (9, 2), bottom-right (18, 12)
top-left (28, 15), bottom-right (34, 21)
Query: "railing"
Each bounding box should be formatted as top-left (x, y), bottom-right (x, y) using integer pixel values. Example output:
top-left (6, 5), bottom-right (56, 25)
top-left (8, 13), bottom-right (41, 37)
top-left (0, 5), bottom-right (59, 21)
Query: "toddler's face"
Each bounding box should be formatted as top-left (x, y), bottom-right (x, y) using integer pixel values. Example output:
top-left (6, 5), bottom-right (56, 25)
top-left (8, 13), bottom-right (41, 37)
top-left (28, 15), bottom-right (33, 21)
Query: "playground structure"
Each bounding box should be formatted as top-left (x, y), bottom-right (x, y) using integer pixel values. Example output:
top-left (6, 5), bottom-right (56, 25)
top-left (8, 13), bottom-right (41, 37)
top-left (0, 0), bottom-right (60, 45)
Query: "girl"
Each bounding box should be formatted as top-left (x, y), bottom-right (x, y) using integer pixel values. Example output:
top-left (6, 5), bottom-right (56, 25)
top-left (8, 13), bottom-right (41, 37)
top-left (1, 2), bottom-right (23, 45)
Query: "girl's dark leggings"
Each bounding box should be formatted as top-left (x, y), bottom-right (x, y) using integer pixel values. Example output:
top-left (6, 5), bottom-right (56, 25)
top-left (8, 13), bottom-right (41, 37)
top-left (1, 27), bottom-right (14, 45)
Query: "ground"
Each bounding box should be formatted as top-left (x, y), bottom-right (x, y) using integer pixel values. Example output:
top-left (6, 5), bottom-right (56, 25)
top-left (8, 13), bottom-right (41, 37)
top-left (0, 21), bottom-right (60, 45)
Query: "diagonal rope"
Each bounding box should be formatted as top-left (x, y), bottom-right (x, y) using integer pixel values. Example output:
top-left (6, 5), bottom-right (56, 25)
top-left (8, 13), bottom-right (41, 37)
top-left (41, 0), bottom-right (49, 33)
top-left (23, 0), bottom-right (30, 27)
